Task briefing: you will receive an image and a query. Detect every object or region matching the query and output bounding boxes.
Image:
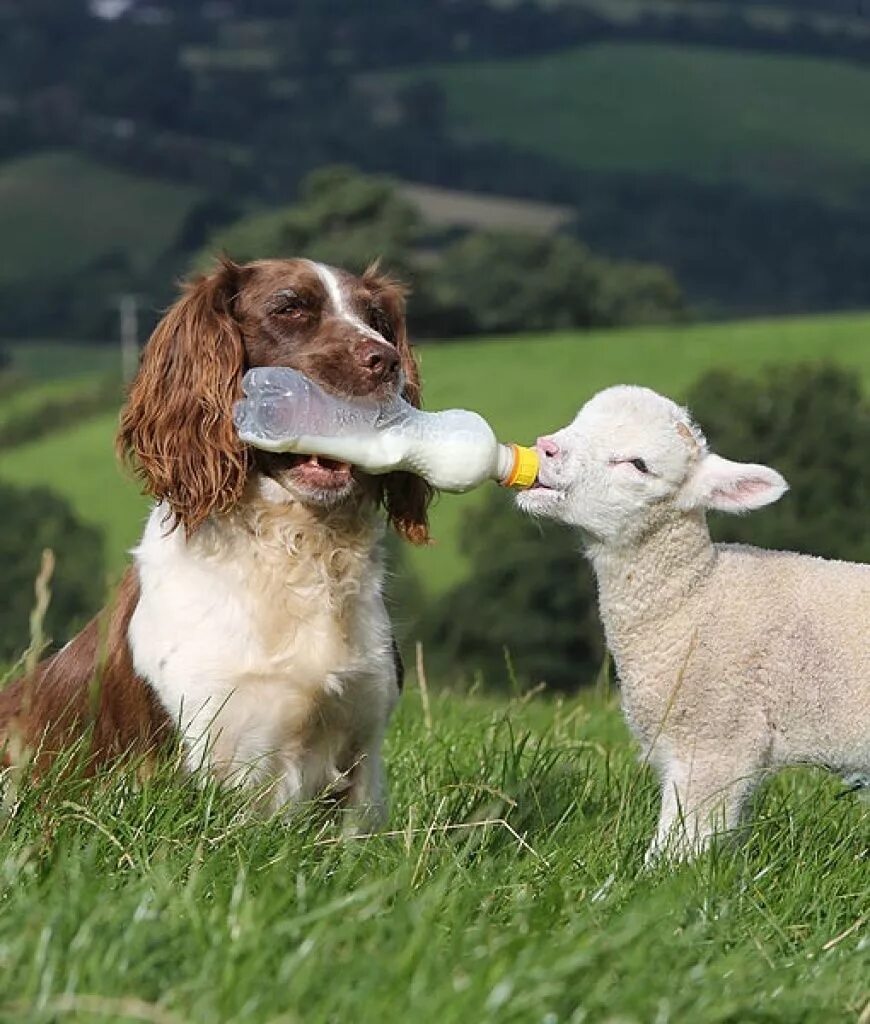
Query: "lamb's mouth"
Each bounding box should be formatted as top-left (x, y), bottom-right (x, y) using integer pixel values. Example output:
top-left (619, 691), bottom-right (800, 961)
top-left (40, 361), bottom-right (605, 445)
top-left (524, 471), bottom-right (566, 496)
top-left (515, 478), bottom-right (565, 512)
top-left (526, 479), bottom-right (562, 494)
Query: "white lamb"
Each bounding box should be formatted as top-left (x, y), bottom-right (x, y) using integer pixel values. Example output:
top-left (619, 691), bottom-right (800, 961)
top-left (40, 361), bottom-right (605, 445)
top-left (518, 385), bottom-right (869, 862)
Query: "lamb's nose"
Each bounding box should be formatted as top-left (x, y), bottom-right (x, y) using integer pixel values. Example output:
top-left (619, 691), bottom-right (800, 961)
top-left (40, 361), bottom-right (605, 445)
top-left (538, 437), bottom-right (560, 459)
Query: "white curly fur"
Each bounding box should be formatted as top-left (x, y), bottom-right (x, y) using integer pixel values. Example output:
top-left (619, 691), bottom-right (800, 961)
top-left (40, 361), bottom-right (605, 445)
top-left (519, 385), bottom-right (870, 862)
top-left (129, 474), bottom-right (398, 826)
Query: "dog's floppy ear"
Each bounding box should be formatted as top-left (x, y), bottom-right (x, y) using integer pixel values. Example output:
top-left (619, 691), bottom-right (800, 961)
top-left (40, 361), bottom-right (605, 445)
top-left (117, 258), bottom-right (250, 535)
top-left (364, 265), bottom-right (433, 545)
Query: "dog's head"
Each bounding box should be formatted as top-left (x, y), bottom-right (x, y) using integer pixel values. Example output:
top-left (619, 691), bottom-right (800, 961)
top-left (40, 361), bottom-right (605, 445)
top-left (118, 257), bottom-right (432, 543)
top-left (517, 385), bottom-right (787, 544)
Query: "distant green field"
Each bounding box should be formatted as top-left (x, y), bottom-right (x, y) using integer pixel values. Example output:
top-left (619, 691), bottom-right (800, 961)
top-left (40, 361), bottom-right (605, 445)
top-left (1, 311), bottom-right (868, 589)
top-left (0, 412), bottom-right (147, 562)
top-left (3, 340), bottom-right (119, 379)
top-left (410, 42), bottom-right (870, 202)
top-left (0, 377), bottom-right (98, 429)
top-left (0, 152), bottom-right (201, 286)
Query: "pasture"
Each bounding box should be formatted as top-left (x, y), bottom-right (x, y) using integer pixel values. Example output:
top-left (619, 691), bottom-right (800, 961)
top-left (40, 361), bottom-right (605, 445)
top-left (0, 690), bottom-right (866, 1022)
top-left (402, 42), bottom-right (870, 202)
top-left (1, 310), bottom-right (869, 591)
top-left (0, 152), bottom-right (202, 288)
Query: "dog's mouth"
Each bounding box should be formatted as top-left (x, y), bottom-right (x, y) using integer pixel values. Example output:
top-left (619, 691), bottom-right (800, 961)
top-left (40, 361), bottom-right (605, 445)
top-left (284, 453), bottom-right (353, 488)
top-left (259, 451), bottom-right (357, 502)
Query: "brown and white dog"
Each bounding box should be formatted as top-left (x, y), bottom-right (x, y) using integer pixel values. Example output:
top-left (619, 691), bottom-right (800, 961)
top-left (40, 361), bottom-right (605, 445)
top-left (0, 258), bottom-right (431, 824)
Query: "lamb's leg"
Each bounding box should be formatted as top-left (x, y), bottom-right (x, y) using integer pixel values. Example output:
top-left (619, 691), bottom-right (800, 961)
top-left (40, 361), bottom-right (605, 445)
top-left (645, 754), bottom-right (760, 865)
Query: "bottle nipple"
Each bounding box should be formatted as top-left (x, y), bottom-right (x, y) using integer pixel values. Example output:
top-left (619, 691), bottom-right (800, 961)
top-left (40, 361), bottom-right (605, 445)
top-left (500, 444), bottom-right (539, 489)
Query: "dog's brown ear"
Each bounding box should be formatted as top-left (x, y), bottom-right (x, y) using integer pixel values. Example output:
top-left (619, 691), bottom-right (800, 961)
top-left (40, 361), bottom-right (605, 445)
top-left (382, 470), bottom-right (433, 546)
top-left (117, 258), bottom-right (250, 535)
top-left (364, 265), bottom-right (433, 544)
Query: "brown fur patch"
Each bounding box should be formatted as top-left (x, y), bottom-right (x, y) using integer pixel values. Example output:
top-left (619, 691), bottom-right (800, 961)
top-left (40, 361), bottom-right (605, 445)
top-left (0, 569), bottom-right (172, 772)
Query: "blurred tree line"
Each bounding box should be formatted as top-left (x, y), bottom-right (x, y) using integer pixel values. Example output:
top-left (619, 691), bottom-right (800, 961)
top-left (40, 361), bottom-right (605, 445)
top-left (203, 166), bottom-right (684, 337)
top-left (0, 483), bottom-right (105, 665)
top-left (406, 364), bottom-right (870, 693)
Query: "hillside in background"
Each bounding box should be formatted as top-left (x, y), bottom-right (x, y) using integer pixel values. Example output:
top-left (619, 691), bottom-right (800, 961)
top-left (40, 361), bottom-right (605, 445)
top-left (0, 152), bottom-right (201, 286)
top-left (407, 43), bottom-right (870, 203)
top-left (3, 1), bottom-right (870, 332)
top-left (0, 150), bottom-right (235, 339)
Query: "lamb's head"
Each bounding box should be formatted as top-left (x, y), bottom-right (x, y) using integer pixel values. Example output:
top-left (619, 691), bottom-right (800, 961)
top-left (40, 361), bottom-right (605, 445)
top-left (517, 385), bottom-right (788, 544)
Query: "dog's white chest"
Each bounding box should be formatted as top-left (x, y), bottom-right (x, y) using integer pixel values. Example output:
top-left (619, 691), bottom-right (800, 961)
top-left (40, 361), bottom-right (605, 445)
top-left (128, 504), bottom-right (396, 801)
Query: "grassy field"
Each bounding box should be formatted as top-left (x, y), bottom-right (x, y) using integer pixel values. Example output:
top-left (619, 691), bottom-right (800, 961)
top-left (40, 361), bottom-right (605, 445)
top-left (1, 311), bottom-right (867, 591)
top-left (0, 413), bottom-right (147, 562)
top-left (3, 341), bottom-right (119, 380)
top-left (0, 377), bottom-right (99, 429)
top-left (0, 152), bottom-right (201, 287)
top-left (0, 690), bottom-right (866, 1022)
top-left (406, 42), bottom-right (870, 203)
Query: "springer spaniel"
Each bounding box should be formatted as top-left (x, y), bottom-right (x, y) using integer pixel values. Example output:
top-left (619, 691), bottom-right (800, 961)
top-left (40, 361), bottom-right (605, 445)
top-left (0, 258), bottom-right (431, 825)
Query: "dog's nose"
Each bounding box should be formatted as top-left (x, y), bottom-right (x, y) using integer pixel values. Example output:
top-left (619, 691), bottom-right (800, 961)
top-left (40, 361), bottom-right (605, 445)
top-left (538, 437), bottom-right (560, 459)
top-left (356, 340), bottom-right (400, 383)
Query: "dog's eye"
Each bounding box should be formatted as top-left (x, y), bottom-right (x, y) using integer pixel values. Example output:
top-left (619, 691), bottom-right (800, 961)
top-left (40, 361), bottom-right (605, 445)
top-left (629, 458), bottom-right (650, 474)
top-left (369, 307), bottom-right (394, 343)
top-left (272, 291), bottom-right (308, 319)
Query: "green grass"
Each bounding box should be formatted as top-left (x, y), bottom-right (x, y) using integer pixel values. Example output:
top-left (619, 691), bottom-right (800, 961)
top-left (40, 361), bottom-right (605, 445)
top-left (0, 690), bottom-right (866, 1022)
top-left (3, 341), bottom-right (120, 379)
top-left (0, 375), bottom-right (109, 430)
top-left (410, 42), bottom-right (870, 202)
top-left (1, 311), bottom-right (869, 585)
top-left (0, 152), bottom-right (201, 286)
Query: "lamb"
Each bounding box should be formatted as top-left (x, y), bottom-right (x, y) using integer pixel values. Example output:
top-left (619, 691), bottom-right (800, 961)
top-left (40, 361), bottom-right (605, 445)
top-left (517, 385), bottom-right (869, 862)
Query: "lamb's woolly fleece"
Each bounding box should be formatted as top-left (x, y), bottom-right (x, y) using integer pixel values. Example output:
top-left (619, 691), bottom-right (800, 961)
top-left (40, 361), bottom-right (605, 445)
top-left (519, 385), bottom-right (870, 861)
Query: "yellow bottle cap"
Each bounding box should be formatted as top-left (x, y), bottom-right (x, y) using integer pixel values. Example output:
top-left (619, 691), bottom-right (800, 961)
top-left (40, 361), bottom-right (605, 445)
top-left (502, 444), bottom-right (539, 489)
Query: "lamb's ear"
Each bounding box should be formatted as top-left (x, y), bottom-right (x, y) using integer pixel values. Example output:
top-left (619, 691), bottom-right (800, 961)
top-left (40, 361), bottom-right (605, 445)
top-left (679, 454), bottom-right (788, 514)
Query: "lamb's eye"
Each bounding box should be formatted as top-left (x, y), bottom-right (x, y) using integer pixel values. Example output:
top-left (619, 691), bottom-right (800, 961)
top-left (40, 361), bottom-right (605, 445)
top-left (630, 458), bottom-right (650, 474)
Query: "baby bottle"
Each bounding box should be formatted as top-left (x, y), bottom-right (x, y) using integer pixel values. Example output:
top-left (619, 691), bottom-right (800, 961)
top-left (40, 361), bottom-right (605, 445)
top-left (233, 367), bottom-right (538, 493)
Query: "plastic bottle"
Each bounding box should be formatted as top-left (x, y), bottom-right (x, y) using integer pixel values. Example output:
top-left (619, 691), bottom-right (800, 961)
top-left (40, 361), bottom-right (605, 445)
top-left (233, 367), bottom-right (538, 493)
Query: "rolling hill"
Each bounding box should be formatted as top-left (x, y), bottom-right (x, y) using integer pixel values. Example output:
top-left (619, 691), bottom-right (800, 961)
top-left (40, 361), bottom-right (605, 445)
top-left (401, 42), bottom-right (870, 203)
top-left (0, 152), bottom-right (202, 288)
top-left (1, 312), bottom-right (868, 593)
